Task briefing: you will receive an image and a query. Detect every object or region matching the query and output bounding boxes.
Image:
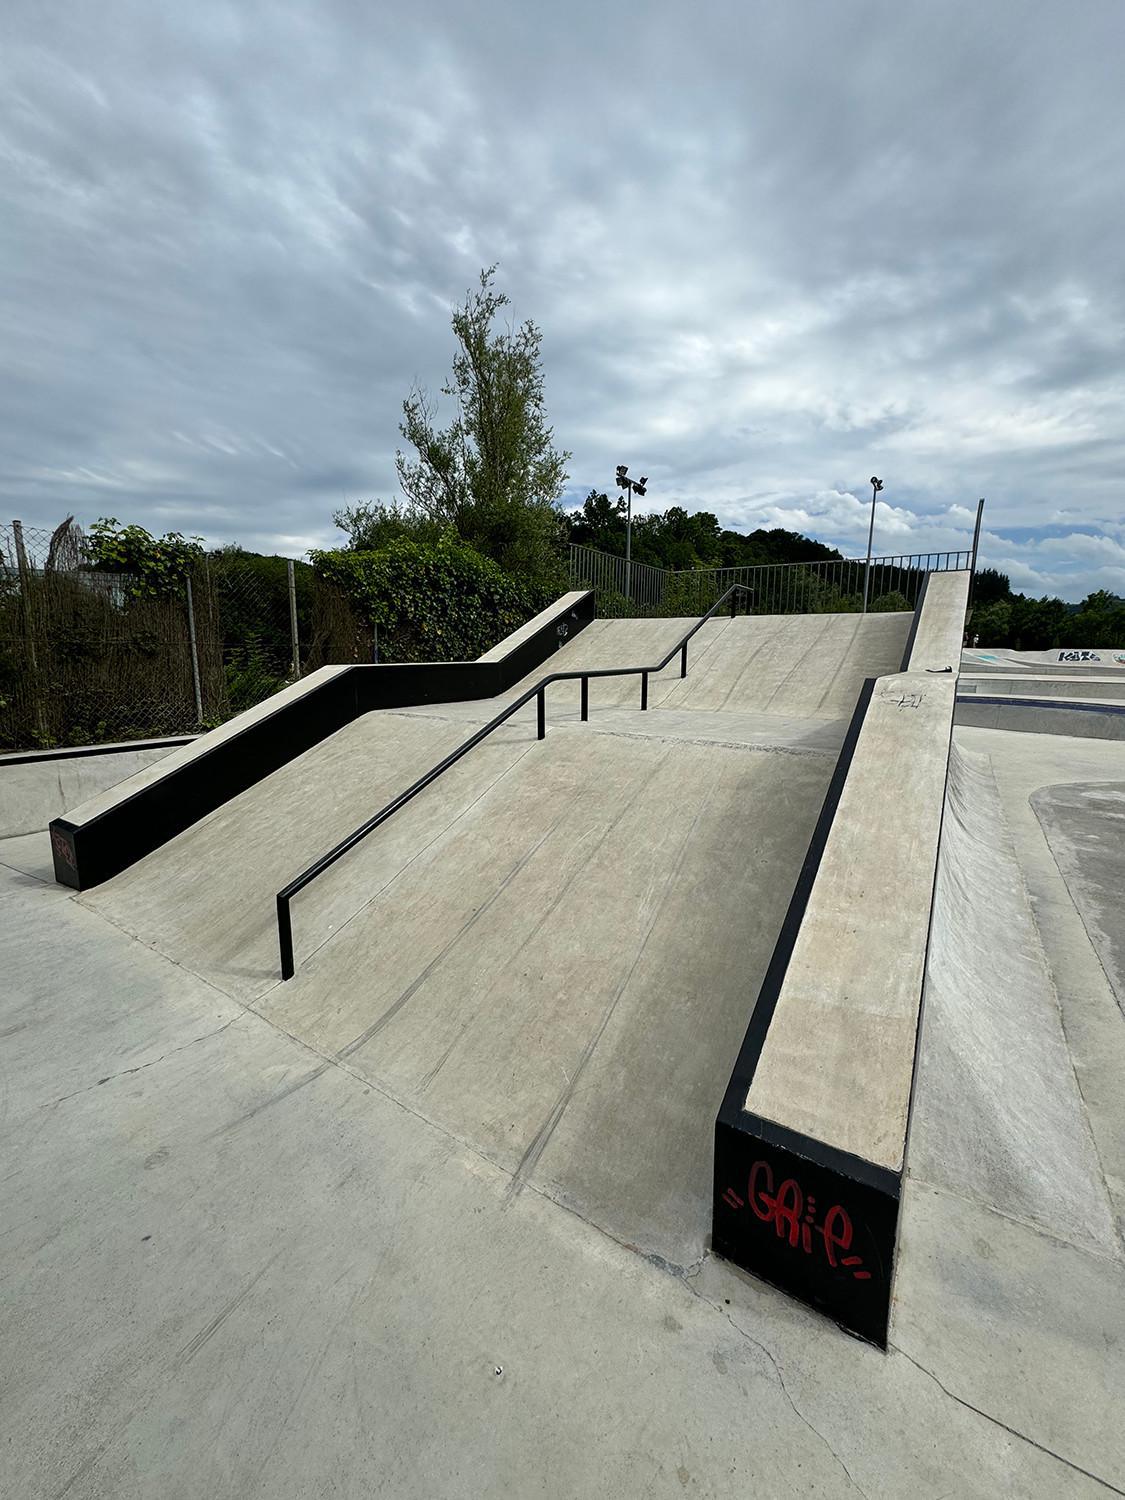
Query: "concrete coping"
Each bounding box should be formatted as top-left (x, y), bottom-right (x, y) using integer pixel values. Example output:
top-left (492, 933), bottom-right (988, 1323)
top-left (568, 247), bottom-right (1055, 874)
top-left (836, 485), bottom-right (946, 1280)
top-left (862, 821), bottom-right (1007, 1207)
top-left (741, 671), bottom-right (956, 1172)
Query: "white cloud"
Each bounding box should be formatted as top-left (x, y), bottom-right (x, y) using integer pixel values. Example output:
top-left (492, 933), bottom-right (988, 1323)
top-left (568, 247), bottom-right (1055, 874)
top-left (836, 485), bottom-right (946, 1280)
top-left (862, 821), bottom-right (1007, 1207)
top-left (1, 0), bottom-right (1123, 601)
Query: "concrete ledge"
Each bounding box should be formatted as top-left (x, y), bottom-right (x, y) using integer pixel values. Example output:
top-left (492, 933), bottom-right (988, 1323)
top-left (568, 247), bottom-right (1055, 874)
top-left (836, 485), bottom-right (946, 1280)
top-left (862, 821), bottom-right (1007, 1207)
top-left (49, 592), bottom-right (594, 890)
top-left (476, 591), bottom-right (590, 661)
top-left (713, 574), bottom-right (967, 1346)
top-left (959, 673), bottom-right (1125, 700)
top-left (955, 694), bottom-right (1125, 740)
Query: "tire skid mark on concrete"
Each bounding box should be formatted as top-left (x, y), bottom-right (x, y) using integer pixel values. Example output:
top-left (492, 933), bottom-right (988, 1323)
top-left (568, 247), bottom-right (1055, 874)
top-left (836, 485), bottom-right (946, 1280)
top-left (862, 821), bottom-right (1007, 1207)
top-left (505, 758), bottom-right (724, 1203)
top-left (335, 817), bottom-right (566, 1060)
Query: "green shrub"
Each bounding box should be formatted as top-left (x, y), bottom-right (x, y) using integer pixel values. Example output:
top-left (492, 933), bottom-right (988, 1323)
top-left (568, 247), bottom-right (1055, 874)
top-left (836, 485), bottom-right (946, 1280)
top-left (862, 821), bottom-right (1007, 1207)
top-left (87, 517), bottom-right (204, 597)
top-left (309, 534), bottom-right (550, 662)
top-left (870, 590), bottom-right (912, 613)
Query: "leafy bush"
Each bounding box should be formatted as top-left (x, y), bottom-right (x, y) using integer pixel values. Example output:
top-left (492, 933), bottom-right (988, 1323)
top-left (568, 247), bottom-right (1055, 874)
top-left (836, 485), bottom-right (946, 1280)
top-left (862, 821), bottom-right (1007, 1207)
top-left (332, 501), bottom-right (444, 552)
top-left (87, 517), bottom-right (204, 597)
top-left (870, 590), bottom-right (911, 613)
top-left (309, 534), bottom-right (550, 662)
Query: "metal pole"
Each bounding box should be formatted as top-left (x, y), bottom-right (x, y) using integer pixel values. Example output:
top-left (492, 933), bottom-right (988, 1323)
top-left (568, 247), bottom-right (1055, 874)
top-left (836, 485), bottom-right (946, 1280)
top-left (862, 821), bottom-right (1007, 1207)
top-left (581, 676), bottom-right (589, 721)
top-left (681, 641), bottom-right (688, 678)
top-left (287, 558), bottom-right (300, 678)
top-left (640, 670), bottom-right (648, 710)
top-left (12, 519), bottom-right (48, 742)
top-left (537, 687), bottom-right (545, 740)
top-left (185, 574), bottom-right (203, 725)
top-left (967, 498), bottom-right (985, 610)
top-left (625, 484), bottom-right (633, 603)
top-left (277, 893), bottom-right (294, 981)
top-left (862, 478), bottom-right (881, 613)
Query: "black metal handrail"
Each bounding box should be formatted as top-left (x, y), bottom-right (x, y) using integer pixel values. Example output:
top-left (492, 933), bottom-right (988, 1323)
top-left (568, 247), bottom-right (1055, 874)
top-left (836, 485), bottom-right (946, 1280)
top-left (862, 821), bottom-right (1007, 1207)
top-left (275, 584), bottom-right (753, 980)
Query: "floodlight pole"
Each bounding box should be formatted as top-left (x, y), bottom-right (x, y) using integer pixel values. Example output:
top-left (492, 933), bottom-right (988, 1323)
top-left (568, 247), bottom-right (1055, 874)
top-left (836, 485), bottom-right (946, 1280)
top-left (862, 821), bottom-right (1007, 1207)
top-left (862, 476), bottom-right (883, 614)
top-left (624, 485), bottom-right (633, 601)
top-left (616, 464), bottom-right (647, 603)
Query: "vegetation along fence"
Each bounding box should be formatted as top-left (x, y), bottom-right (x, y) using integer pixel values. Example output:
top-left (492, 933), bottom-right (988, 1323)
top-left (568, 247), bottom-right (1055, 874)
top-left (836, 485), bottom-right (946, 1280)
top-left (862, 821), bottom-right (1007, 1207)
top-left (568, 543), bottom-right (972, 618)
top-left (0, 521), bottom-right (370, 752)
top-left (1, 516), bottom-right (973, 754)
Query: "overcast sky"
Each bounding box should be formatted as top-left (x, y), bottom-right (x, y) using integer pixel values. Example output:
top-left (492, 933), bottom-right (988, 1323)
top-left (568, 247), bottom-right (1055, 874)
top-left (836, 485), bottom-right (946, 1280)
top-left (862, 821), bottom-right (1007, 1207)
top-left (2, 1), bottom-right (1123, 599)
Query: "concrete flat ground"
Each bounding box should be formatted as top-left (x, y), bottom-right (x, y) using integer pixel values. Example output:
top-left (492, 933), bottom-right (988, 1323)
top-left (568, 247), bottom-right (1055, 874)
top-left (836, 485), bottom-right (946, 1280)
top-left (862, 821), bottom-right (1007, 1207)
top-left (3, 619), bottom-right (1123, 1497)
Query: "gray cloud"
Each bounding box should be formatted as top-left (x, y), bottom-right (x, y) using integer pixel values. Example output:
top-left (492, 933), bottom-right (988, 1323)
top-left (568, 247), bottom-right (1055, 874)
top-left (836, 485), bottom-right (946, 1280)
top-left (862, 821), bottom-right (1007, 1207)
top-left (2, 0), bottom-right (1123, 595)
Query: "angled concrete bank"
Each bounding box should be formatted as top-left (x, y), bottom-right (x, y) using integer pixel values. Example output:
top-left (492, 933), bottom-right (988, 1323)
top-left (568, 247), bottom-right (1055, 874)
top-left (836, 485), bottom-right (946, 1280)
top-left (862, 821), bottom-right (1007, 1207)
top-left (0, 737), bottom-right (191, 839)
top-left (47, 592), bottom-right (594, 890)
top-left (713, 571), bottom-right (969, 1345)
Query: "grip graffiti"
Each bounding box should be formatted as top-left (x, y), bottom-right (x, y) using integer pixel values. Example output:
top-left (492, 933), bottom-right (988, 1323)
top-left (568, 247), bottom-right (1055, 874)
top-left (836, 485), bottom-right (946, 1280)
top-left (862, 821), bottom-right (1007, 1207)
top-left (722, 1160), bottom-right (871, 1280)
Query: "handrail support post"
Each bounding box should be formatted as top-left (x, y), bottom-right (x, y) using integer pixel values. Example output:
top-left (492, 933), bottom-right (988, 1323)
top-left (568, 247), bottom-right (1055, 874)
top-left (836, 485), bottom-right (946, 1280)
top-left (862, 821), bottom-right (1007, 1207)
top-left (640, 670), bottom-right (649, 711)
top-left (581, 676), bottom-right (589, 722)
top-left (681, 641), bottom-right (688, 678)
top-left (278, 893), bottom-right (294, 982)
top-left (537, 687), bottom-right (546, 740)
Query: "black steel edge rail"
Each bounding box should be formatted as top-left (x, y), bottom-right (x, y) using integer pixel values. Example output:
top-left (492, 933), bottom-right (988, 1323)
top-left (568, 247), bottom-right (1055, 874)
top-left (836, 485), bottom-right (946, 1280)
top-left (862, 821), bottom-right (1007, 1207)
top-left (958, 695), bottom-right (1125, 715)
top-left (275, 584), bottom-right (753, 980)
top-left (48, 591), bottom-right (595, 891)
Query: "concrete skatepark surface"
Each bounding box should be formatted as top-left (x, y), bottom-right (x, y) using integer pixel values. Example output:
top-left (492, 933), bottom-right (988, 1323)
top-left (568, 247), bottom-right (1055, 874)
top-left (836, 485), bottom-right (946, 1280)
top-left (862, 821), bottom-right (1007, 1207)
top-left (74, 611), bottom-right (908, 1271)
top-left (3, 607), bottom-right (1124, 1496)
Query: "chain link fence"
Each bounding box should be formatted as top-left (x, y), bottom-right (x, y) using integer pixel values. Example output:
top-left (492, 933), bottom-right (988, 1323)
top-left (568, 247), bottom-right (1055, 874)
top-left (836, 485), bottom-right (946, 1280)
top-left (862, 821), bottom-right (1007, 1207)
top-left (569, 543), bottom-right (972, 619)
top-left (1, 521), bottom-right (371, 752)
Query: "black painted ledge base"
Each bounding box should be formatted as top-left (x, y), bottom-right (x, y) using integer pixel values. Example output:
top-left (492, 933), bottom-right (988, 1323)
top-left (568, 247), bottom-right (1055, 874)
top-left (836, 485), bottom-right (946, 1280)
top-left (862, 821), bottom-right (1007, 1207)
top-left (712, 1114), bottom-right (899, 1347)
top-left (49, 592), bottom-right (595, 891)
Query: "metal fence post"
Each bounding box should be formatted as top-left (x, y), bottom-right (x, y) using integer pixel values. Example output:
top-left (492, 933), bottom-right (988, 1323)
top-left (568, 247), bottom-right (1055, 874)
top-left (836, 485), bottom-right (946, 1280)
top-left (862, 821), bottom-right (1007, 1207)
top-left (967, 498), bottom-right (985, 611)
top-left (287, 558), bottom-right (300, 678)
top-left (185, 576), bottom-right (204, 725)
top-left (12, 519), bottom-right (48, 742)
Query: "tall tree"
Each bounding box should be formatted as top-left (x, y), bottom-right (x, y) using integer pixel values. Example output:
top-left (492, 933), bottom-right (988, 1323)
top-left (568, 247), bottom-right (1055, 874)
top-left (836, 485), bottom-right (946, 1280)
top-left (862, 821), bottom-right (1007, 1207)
top-left (396, 267), bottom-right (571, 583)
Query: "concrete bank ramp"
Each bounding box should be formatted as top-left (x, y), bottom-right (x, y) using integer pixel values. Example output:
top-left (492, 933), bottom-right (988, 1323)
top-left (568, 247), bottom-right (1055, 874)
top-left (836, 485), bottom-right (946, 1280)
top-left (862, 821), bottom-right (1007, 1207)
top-left (77, 605), bottom-right (912, 1268)
top-left (893, 734), bottom-right (1125, 1488)
top-left (908, 742), bottom-right (1117, 1253)
top-left (81, 610), bottom-right (911, 1002)
top-left (508, 610), bottom-right (910, 719)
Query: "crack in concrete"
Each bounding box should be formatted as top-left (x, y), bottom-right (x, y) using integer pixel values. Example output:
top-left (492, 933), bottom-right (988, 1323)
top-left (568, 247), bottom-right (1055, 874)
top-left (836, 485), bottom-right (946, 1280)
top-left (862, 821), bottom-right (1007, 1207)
top-left (48, 1016), bottom-right (239, 1105)
top-left (686, 1277), bottom-right (870, 1498)
top-left (891, 1345), bottom-right (1124, 1495)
